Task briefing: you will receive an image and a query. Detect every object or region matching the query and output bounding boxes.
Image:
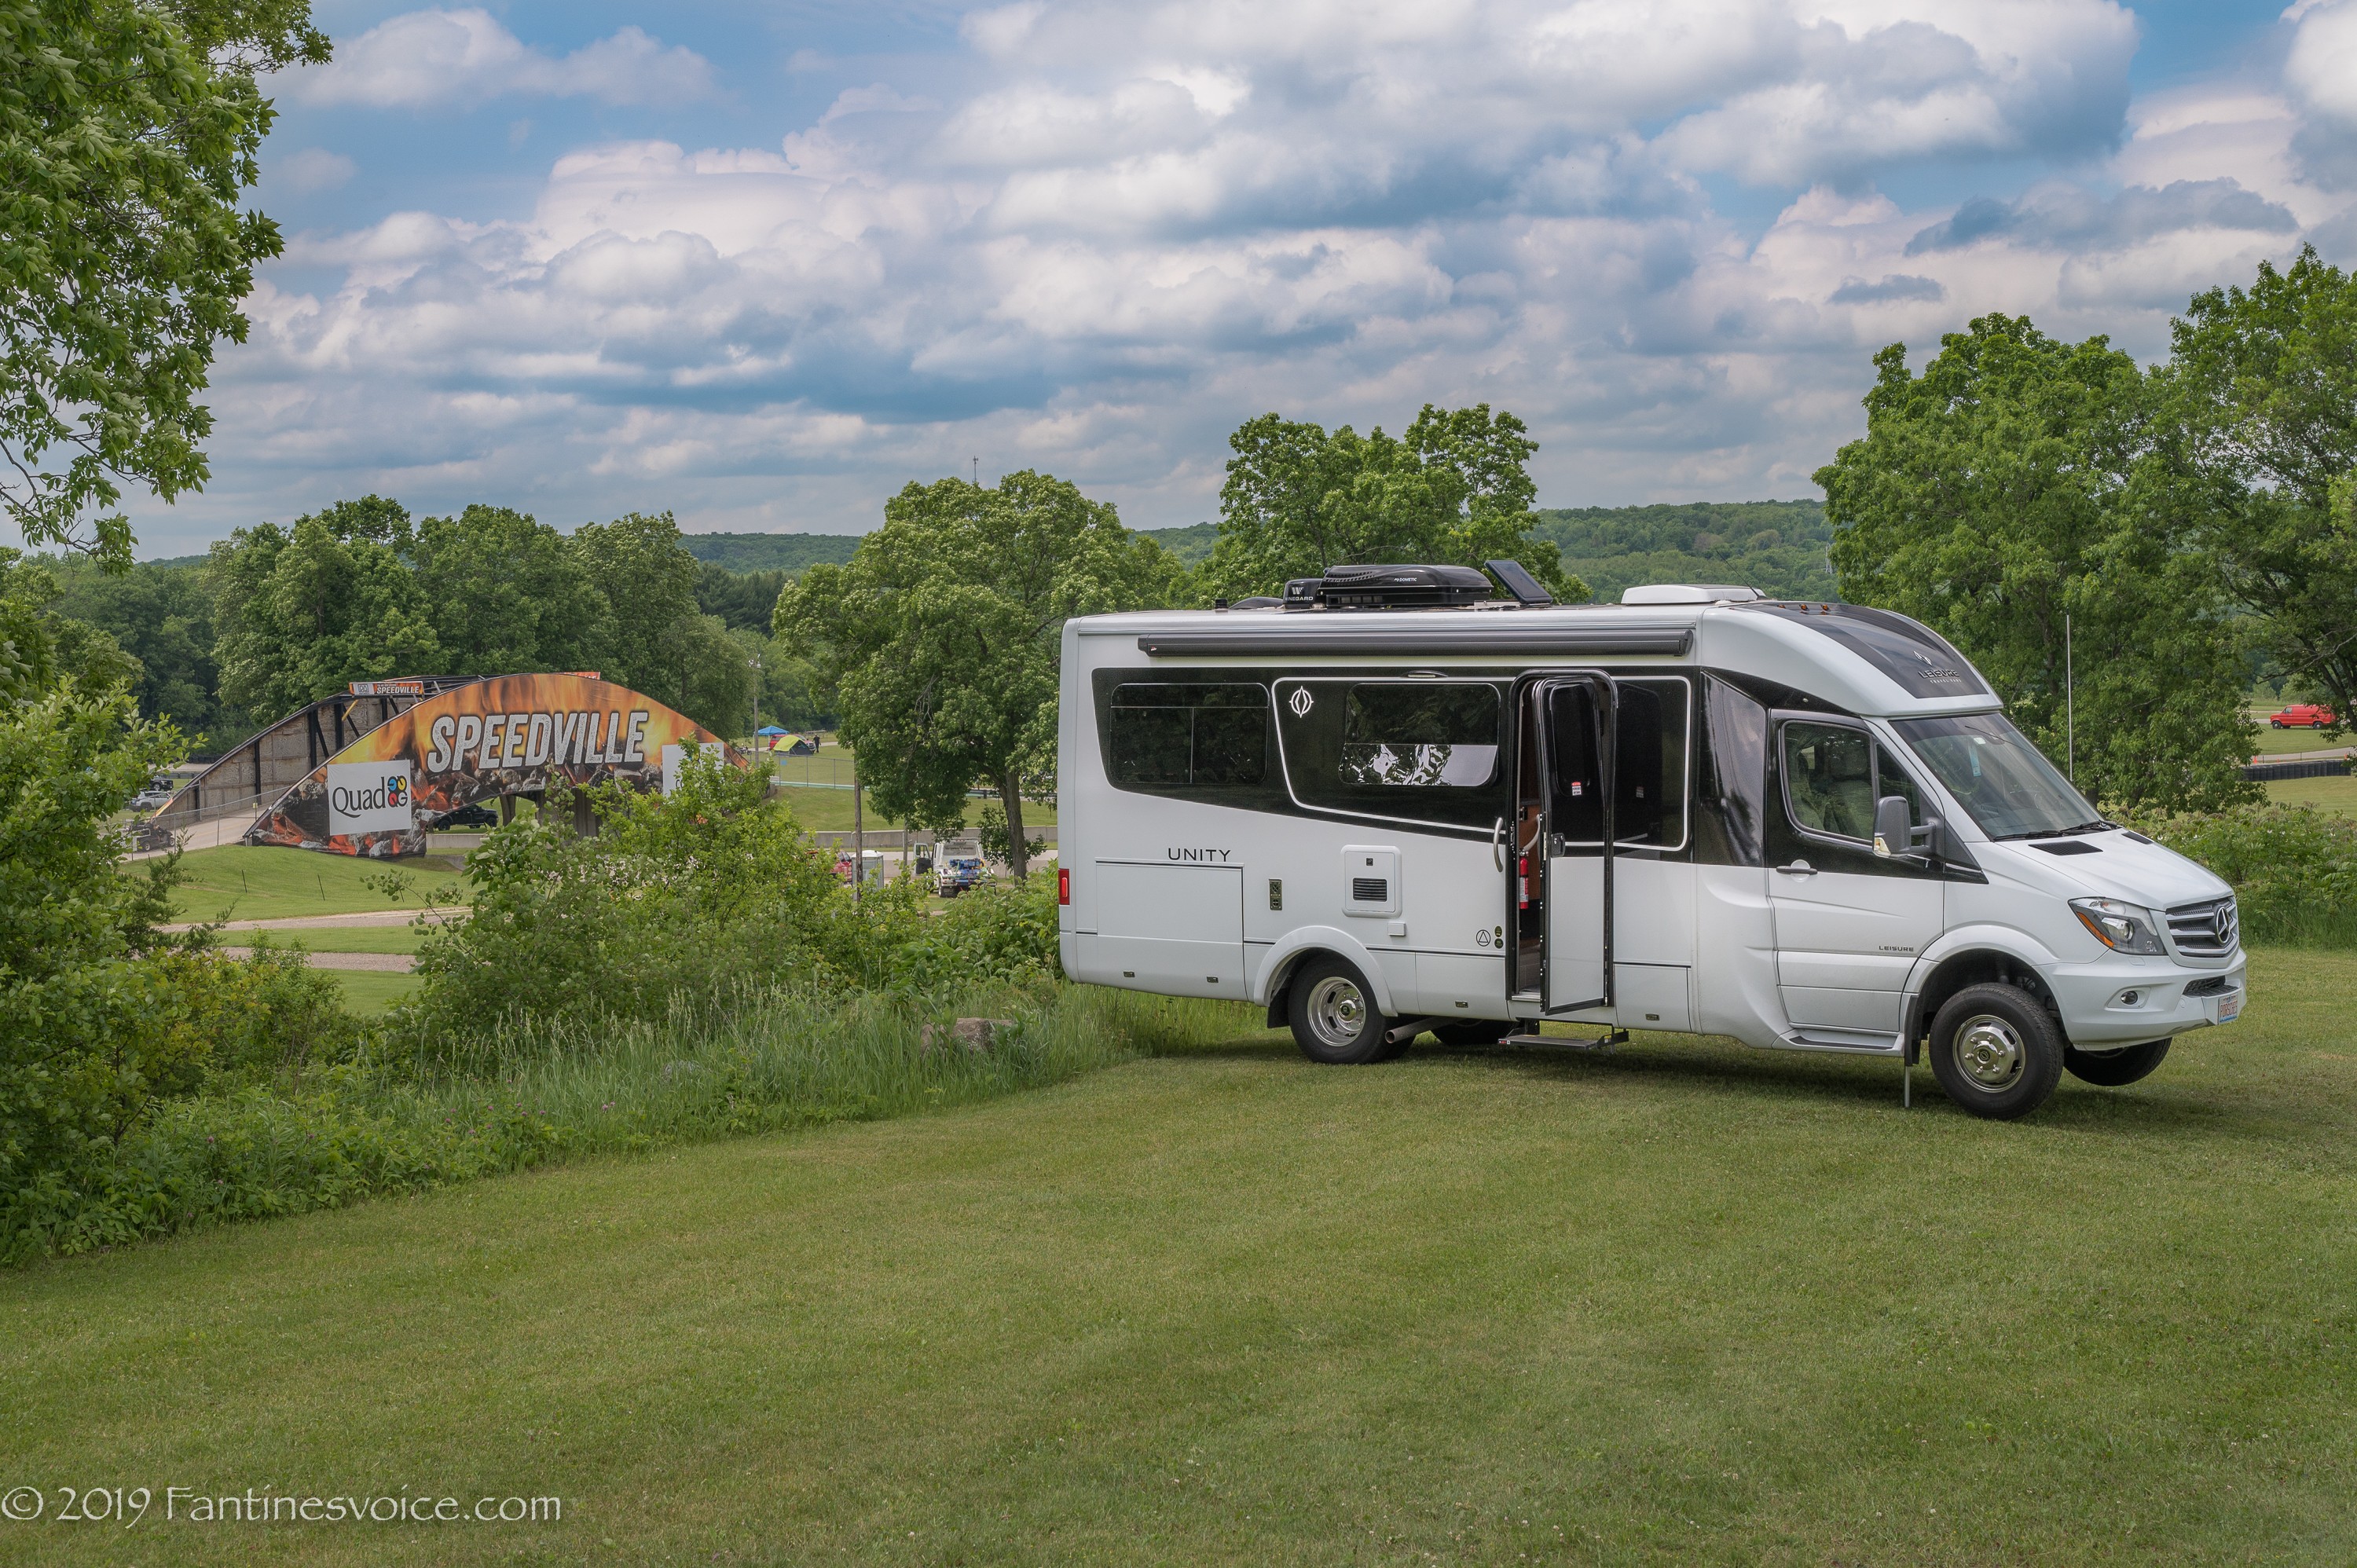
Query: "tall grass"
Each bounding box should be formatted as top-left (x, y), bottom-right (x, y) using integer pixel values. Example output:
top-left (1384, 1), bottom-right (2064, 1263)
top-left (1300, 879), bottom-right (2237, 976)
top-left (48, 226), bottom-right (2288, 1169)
top-left (4, 984), bottom-right (1263, 1264)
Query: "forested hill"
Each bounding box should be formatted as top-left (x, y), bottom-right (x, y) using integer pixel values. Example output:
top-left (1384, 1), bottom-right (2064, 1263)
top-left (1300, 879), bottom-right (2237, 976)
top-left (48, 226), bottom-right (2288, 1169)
top-left (680, 533), bottom-right (863, 572)
top-left (1532, 500), bottom-right (1831, 603)
top-left (673, 507), bottom-right (1833, 603)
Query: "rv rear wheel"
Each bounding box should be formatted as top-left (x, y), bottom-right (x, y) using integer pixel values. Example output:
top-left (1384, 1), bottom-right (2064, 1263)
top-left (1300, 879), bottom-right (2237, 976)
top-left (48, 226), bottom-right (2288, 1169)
top-left (1927, 984), bottom-right (2063, 1119)
top-left (2064, 1038), bottom-right (2171, 1086)
top-left (1288, 955), bottom-right (1391, 1065)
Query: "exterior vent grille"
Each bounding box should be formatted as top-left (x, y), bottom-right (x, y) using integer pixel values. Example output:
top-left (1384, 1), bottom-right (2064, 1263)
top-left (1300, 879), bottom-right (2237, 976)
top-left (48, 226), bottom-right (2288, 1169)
top-left (2166, 897), bottom-right (2238, 957)
top-left (2183, 975), bottom-right (2231, 998)
top-left (1352, 877), bottom-right (1388, 903)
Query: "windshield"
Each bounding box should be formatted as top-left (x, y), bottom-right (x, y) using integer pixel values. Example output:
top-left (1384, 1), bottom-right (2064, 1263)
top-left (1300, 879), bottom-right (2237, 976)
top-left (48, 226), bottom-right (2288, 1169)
top-left (1892, 712), bottom-right (2102, 840)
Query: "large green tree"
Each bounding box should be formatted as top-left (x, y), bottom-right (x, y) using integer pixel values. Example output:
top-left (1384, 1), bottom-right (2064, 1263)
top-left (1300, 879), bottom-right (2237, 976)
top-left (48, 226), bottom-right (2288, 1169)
top-left (1203, 404), bottom-right (1585, 602)
top-left (48, 553), bottom-right (220, 736)
top-left (207, 495), bottom-right (438, 716)
top-left (1817, 315), bottom-right (2253, 812)
top-left (2163, 247), bottom-right (2357, 730)
top-left (2, 0), bottom-right (328, 568)
top-left (777, 472), bottom-right (1182, 877)
top-left (413, 504), bottom-right (605, 677)
top-left (571, 509), bottom-right (750, 735)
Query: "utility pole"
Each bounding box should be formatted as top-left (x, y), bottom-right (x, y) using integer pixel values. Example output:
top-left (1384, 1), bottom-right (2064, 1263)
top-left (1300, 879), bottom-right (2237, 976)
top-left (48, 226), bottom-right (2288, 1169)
top-left (2066, 611), bottom-right (2075, 787)
top-left (851, 746), bottom-right (863, 907)
top-left (971, 456), bottom-right (979, 485)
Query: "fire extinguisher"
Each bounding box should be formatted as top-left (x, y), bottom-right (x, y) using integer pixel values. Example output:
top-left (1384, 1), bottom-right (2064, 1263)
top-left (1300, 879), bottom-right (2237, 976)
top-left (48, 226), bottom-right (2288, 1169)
top-left (1518, 853), bottom-right (1529, 910)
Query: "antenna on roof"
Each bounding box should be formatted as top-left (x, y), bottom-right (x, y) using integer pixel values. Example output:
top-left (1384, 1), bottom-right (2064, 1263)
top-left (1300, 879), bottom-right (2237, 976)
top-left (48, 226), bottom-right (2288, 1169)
top-left (1484, 559), bottom-right (1554, 606)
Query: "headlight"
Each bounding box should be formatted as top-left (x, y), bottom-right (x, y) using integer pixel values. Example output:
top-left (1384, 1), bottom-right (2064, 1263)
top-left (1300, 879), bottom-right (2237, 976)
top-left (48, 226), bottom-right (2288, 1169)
top-left (2070, 897), bottom-right (2167, 955)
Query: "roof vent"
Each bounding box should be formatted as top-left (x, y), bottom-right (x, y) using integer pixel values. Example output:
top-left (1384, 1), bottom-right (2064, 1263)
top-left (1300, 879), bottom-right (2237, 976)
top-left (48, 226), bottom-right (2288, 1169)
top-left (1283, 564), bottom-right (1495, 611)
top-left (1620, 584), bottom-right (1763, 605)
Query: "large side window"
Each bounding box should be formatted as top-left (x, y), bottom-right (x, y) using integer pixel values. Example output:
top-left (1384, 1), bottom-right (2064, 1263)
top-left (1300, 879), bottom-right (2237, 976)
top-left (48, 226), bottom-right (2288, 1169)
top-left (1780, 720), bottom-right (1926, 844)
top-left (1108, 684), bottom-right (1268, 788)
top-left (1277, 679), bottom-right (1507, 829)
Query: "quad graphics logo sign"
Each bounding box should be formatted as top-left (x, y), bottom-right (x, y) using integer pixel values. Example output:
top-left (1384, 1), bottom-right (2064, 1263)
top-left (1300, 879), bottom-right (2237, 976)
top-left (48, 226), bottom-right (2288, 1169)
top-left (327, 760), bottom-right (414, 837)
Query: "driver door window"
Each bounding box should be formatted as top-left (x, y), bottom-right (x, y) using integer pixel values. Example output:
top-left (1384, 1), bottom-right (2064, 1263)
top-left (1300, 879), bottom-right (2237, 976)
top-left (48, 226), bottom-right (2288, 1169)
top-left (1780, 721), bottom-right (1927, 844)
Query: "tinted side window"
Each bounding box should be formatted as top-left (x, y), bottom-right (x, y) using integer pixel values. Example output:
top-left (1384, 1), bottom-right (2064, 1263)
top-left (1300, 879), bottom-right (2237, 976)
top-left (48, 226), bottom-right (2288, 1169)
top-left (1277, 679), bottom-right (1507, 829)
top-left (1340, 684), bottom-right (1500, 787)
top-left (1699, 677), bottom-right (1766, 866)
top-left (1109, 683), bottom-right (1268, 787)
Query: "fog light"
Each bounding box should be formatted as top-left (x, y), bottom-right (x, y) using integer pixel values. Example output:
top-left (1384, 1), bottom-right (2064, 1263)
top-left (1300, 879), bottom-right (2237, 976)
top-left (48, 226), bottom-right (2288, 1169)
top-left (2121, 990), bottom-right (2139, 1006)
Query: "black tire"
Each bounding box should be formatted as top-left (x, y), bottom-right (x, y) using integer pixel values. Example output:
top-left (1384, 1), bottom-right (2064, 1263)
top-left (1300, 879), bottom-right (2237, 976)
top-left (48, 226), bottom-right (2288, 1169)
top-left (1927, 983), bottom-right (2065, 1120)
top-left (1286, 955), bottom-right (1391, 1065)
top-left (1430, 1019), bottom-right (1512, 1048)
top-left (2271, 720), bottom-right (2286, 729)
top-left (2064, 1038), bottom-right (2171, 1086)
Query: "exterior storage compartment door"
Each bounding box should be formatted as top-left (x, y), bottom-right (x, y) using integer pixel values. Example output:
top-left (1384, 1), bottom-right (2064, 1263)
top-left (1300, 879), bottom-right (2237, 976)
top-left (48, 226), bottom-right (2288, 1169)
top-left (1092, 862), bottom-right (1246, 997)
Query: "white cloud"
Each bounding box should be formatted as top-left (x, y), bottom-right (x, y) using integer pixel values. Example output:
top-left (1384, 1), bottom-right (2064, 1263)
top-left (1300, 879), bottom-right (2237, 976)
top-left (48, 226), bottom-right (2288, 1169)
top-left (131, 0), bottom-right (2357, 551)
top-left (292, 9), bottom-right (715, 109)
top-left (273, 147), bottom-right (356, 193)
top-left (2285, 0), bottom-right (2357, 126)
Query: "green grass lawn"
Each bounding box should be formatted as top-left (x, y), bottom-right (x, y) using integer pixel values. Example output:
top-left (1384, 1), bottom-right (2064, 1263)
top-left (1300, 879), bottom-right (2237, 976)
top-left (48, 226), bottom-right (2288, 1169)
top-left (2264, 772), bottom-right (2357, 815)
top-left (233, 925), bottom-right (432, 957)
top-left (324, 971), bottom-right (423, 1013)
top-left (772, 782), bottom-right (1058, 834)
top-left (3, 948), bottom-right (2352, 1563)
top-left (2244, 705), bottom-right (2349, 756)
top-left (154, 846), bottom-right (469, 923)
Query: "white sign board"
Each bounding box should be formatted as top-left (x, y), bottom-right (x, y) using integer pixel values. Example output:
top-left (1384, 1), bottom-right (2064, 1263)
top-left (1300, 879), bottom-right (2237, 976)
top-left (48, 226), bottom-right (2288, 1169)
top-left (327, 760), bottom-right (415, 837)
top-left (661, 741), bottom-right (725, 795)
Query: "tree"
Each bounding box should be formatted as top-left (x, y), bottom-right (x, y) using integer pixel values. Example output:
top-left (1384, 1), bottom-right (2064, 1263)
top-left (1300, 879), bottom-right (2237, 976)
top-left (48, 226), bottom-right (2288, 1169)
top-left (1817, 315), bottom-right (2253, 812)
top-left (2163, 247), bottom-right (2357, 731)
top-left (570, 509), bottom-right (749, 733)
top-left (2, 0), bottom-right (328, 568)
top-left (777, 472), bottom-right (1182, 878)
top-left (207, 496), bottom-right (438, 716)
top-left (48, 555), bottom-right (222, 738)
top-left (413, 504), bottom-right (604, 676)
top-left (1202, 405), bottom-right (1585, 602)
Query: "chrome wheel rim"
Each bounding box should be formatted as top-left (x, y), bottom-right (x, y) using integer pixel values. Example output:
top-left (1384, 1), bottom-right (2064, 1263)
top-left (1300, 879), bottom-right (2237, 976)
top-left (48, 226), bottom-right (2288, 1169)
top-left (1304, 974), bottom-right (1368, 1050)
top-left (1951, 1013), bottom-right (2025, 1093)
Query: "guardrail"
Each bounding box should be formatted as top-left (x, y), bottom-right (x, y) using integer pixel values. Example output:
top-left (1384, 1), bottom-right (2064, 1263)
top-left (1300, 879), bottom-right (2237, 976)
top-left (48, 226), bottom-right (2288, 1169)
top-left (2243, 757), bottom-right (2351, 781)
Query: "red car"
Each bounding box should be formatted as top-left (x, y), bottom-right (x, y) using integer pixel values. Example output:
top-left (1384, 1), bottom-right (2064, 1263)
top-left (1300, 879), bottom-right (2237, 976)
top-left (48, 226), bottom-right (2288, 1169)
top-left (2269, 703), bottom-right (2339, 729)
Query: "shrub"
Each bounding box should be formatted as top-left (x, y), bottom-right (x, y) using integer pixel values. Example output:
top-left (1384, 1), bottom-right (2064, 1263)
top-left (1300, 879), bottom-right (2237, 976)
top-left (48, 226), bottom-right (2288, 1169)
top-left (900, 872), bottom-right (1061, 993)
top-left (408, 758), bottom-right (849, 1044)
top-left (158, 943), bottom-right (362, 1079)
top-left (0, 686), bottom-right (186, 1200)
top-left (2124, 804), bottom-right (2357, 947)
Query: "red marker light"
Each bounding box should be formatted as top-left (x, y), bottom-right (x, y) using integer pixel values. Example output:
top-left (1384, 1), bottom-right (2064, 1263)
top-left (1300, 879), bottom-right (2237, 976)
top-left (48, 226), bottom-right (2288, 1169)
top-left (1058, 866), bottom-right (1070, 906)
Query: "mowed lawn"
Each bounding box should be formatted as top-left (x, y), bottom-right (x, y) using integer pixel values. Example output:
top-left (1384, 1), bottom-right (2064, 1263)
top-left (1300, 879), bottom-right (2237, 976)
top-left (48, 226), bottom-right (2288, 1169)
top-left (154, 846), bottom-right (470, 923)
top-left (3, 952), bottom-right (2354, 1566)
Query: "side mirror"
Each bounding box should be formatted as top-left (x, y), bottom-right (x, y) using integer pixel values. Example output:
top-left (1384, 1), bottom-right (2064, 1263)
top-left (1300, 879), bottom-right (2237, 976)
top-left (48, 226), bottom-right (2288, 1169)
top-left (1871, 795), bottom-right (1914, 860)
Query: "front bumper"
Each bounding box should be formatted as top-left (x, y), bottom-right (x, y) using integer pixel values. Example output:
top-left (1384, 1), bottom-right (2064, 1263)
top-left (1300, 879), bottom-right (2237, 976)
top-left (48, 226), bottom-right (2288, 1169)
top-left (2044, 954), bottom-right (2248, 1046)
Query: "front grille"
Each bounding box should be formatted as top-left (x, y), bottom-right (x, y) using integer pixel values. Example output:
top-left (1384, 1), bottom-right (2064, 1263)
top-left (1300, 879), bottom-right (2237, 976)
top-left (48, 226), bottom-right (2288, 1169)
top-left (1351, 877), bottom-right (1388, 903)
top-left (2183, 975), bottom-right (2231, 998)
top-left (2166, 896), bottom-right (2238, 957)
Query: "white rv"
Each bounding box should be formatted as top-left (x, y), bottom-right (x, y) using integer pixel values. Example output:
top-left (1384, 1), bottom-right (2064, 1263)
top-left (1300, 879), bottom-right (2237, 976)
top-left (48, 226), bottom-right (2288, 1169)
top-left (1055, 564), bottom-right (2245, 1120)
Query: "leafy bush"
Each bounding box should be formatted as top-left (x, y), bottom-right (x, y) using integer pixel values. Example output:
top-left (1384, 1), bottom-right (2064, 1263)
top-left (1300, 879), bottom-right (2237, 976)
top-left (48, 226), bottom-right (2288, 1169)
top-left (158, 943), bottom-right (361, 1079)
top-left (2124, 804), bottom-right (2357, 947)
top-left (900, 872), bottom-right (1061, 992)
top-left (0, 686), bottom-right (185, 1200)
top-left (408, 758), bottom-right (854, 1042)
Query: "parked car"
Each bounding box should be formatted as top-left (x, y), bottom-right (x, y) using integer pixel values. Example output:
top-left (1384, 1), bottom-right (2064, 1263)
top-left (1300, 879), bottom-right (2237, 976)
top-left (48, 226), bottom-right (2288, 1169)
top-left (2269, 703), bottom-right (2340, 729)
top-left (434, 804), bottom-right (500, 829)
top-left (934, 838), bottom-right (989, 897)
top-left (128, 786), bottom-right (177, 813)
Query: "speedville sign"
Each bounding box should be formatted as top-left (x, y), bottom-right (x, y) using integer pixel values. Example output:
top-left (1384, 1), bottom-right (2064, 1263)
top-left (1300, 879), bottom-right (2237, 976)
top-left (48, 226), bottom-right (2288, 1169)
top-left (248, 672), bottom-right (738, 857)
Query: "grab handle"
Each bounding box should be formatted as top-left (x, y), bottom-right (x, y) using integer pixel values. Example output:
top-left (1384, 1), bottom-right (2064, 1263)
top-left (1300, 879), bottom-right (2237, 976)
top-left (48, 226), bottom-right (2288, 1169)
top-left (1493, 817), bottom-right (1507, 872)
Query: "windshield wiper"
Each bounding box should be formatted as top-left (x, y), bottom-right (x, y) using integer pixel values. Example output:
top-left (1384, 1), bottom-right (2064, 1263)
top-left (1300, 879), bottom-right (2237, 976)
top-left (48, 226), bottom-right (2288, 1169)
top-left (1991, 820), bottom-right (2112, 841)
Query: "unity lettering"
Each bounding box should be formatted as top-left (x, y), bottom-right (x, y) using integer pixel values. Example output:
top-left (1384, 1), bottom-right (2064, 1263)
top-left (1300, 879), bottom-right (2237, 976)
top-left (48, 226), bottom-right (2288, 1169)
top-left (423, 709), bottom-right (651, 773)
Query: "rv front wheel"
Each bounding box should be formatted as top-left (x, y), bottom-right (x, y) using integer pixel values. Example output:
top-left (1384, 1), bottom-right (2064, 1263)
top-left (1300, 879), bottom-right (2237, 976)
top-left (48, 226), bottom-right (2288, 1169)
top-left (1928, 984), bottom-right (2063, 1119)
top-left (1288, 956), bottom-right (1391, 1065)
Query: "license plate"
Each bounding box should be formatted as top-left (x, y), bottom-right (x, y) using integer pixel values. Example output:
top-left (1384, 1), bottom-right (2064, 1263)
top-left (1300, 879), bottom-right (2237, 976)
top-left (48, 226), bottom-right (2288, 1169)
top-left (2216, 991), bottom-right (2242, 1024)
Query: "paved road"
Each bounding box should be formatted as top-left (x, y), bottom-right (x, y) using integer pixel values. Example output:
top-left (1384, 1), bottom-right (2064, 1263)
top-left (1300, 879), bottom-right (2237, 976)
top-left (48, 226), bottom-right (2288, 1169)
top-left (161, 907), bottom-right (470, 934)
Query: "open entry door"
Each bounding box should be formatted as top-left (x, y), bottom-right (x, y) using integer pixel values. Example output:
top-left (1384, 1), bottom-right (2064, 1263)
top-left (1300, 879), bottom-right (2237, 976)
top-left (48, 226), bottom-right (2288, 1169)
top-left (1530, 675), bottom-right (1618, 1013)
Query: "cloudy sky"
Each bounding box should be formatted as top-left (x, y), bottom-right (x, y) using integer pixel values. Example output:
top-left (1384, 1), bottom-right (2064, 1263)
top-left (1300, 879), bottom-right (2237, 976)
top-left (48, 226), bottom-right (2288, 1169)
top-left (127, 0), bottom-right (2357, 554)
